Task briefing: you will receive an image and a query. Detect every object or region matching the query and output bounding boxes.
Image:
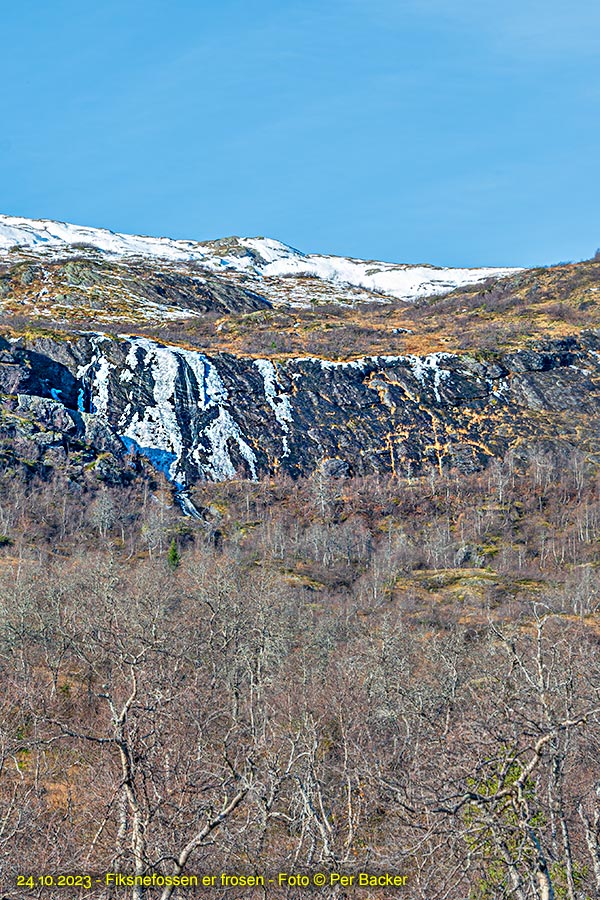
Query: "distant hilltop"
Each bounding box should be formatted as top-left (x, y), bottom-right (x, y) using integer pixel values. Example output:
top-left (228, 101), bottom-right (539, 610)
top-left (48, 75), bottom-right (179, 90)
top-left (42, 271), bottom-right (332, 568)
top-left (0, 213), bottom-right (520, 304)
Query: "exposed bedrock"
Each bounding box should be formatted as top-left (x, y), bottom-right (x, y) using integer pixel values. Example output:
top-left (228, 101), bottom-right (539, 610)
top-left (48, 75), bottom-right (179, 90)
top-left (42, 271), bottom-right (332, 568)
top-left (3, 332), bottom-right (600, 484)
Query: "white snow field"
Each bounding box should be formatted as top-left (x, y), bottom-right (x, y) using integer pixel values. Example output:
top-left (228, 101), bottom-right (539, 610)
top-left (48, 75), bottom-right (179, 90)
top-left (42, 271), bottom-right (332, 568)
top-left (0, 214), bottom-right (520, 304)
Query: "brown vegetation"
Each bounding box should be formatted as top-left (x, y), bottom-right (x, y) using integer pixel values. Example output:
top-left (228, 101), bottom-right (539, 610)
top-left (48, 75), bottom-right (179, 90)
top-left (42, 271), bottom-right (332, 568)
top-left (3, 256), bottom-right (600, 362)
top-left (2, 449), bottom-right (600, 898)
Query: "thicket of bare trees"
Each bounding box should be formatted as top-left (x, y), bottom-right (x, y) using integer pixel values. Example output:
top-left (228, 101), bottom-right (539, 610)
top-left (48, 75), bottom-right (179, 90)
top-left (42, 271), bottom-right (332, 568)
top-left (1, 448), bottom-right (600, 899)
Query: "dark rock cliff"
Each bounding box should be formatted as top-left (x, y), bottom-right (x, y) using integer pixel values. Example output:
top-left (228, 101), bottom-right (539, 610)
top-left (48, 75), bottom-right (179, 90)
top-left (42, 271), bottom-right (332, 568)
top-left (2, 331), bottom-right (600, 488)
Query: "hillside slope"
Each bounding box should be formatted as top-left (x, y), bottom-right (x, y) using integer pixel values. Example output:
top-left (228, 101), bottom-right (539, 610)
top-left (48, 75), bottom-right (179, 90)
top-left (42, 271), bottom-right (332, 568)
top-left (3, 220), bottom-right (600, 900)
top-left (0, 214), bottom-right (519, 306)
top-left (1, 214), bottom-right (599, 494)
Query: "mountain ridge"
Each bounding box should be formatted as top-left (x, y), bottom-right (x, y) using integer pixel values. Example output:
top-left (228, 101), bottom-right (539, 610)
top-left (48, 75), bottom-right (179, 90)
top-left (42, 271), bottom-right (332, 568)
top-left (0, 213), bottom-right (520, 304)
top-left (1, 212), bottom-right (599, 493)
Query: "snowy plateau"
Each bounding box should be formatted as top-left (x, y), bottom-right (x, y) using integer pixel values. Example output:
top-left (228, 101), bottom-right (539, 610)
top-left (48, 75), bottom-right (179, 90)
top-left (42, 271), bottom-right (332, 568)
top-left (0, 214), bottom-right (519, 305)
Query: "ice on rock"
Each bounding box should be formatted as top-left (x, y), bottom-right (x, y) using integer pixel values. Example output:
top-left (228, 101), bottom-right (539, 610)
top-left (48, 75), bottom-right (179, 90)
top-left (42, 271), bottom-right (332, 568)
top-left (76, 334), bottom-right (113, 414)
top-left (317, 358), bottom-right (369, 371)
top-left (406, 353), bottom-right (453, 402)
top-left (84, 335), bottom-right (257, 483)
top-left (121, 341), bottom-right (194, 481)
top-left (92, 357), bottom-right (112, 416)
top-left (200, 408), bottom-right (257, 481)
top-left (254, 358), bottom-right (294, 459)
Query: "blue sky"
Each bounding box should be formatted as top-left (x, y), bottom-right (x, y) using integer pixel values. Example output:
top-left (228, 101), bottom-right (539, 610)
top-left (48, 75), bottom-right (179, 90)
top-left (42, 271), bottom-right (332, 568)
top-left (1, 0), bottom-right (599, 266)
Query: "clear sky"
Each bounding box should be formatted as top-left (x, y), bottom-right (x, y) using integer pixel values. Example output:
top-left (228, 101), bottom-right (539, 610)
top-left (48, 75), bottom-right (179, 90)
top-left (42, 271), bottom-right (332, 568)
top-left (1, 0), bottom-right (599, 267)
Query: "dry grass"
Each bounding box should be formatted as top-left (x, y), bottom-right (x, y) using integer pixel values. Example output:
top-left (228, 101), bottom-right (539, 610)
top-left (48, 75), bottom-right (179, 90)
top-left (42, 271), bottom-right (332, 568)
top-left (1, 256), bottom-right (599, 360)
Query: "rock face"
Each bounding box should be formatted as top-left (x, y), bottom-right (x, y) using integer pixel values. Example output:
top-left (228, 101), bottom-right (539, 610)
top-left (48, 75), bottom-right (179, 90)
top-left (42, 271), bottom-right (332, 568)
top-left (0, 346), bottom-right (135, 485)
top-left (0, 256), bottom-right (270, 324)
top-left (3, 331), bottom-right (600, 487)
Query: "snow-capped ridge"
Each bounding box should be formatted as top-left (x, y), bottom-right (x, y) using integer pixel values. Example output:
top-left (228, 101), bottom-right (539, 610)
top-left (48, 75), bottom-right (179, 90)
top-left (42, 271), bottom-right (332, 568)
top-left (0, 213), bottom-right (521, 303)
top-left (0, 215), bottom-right (301, 269)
